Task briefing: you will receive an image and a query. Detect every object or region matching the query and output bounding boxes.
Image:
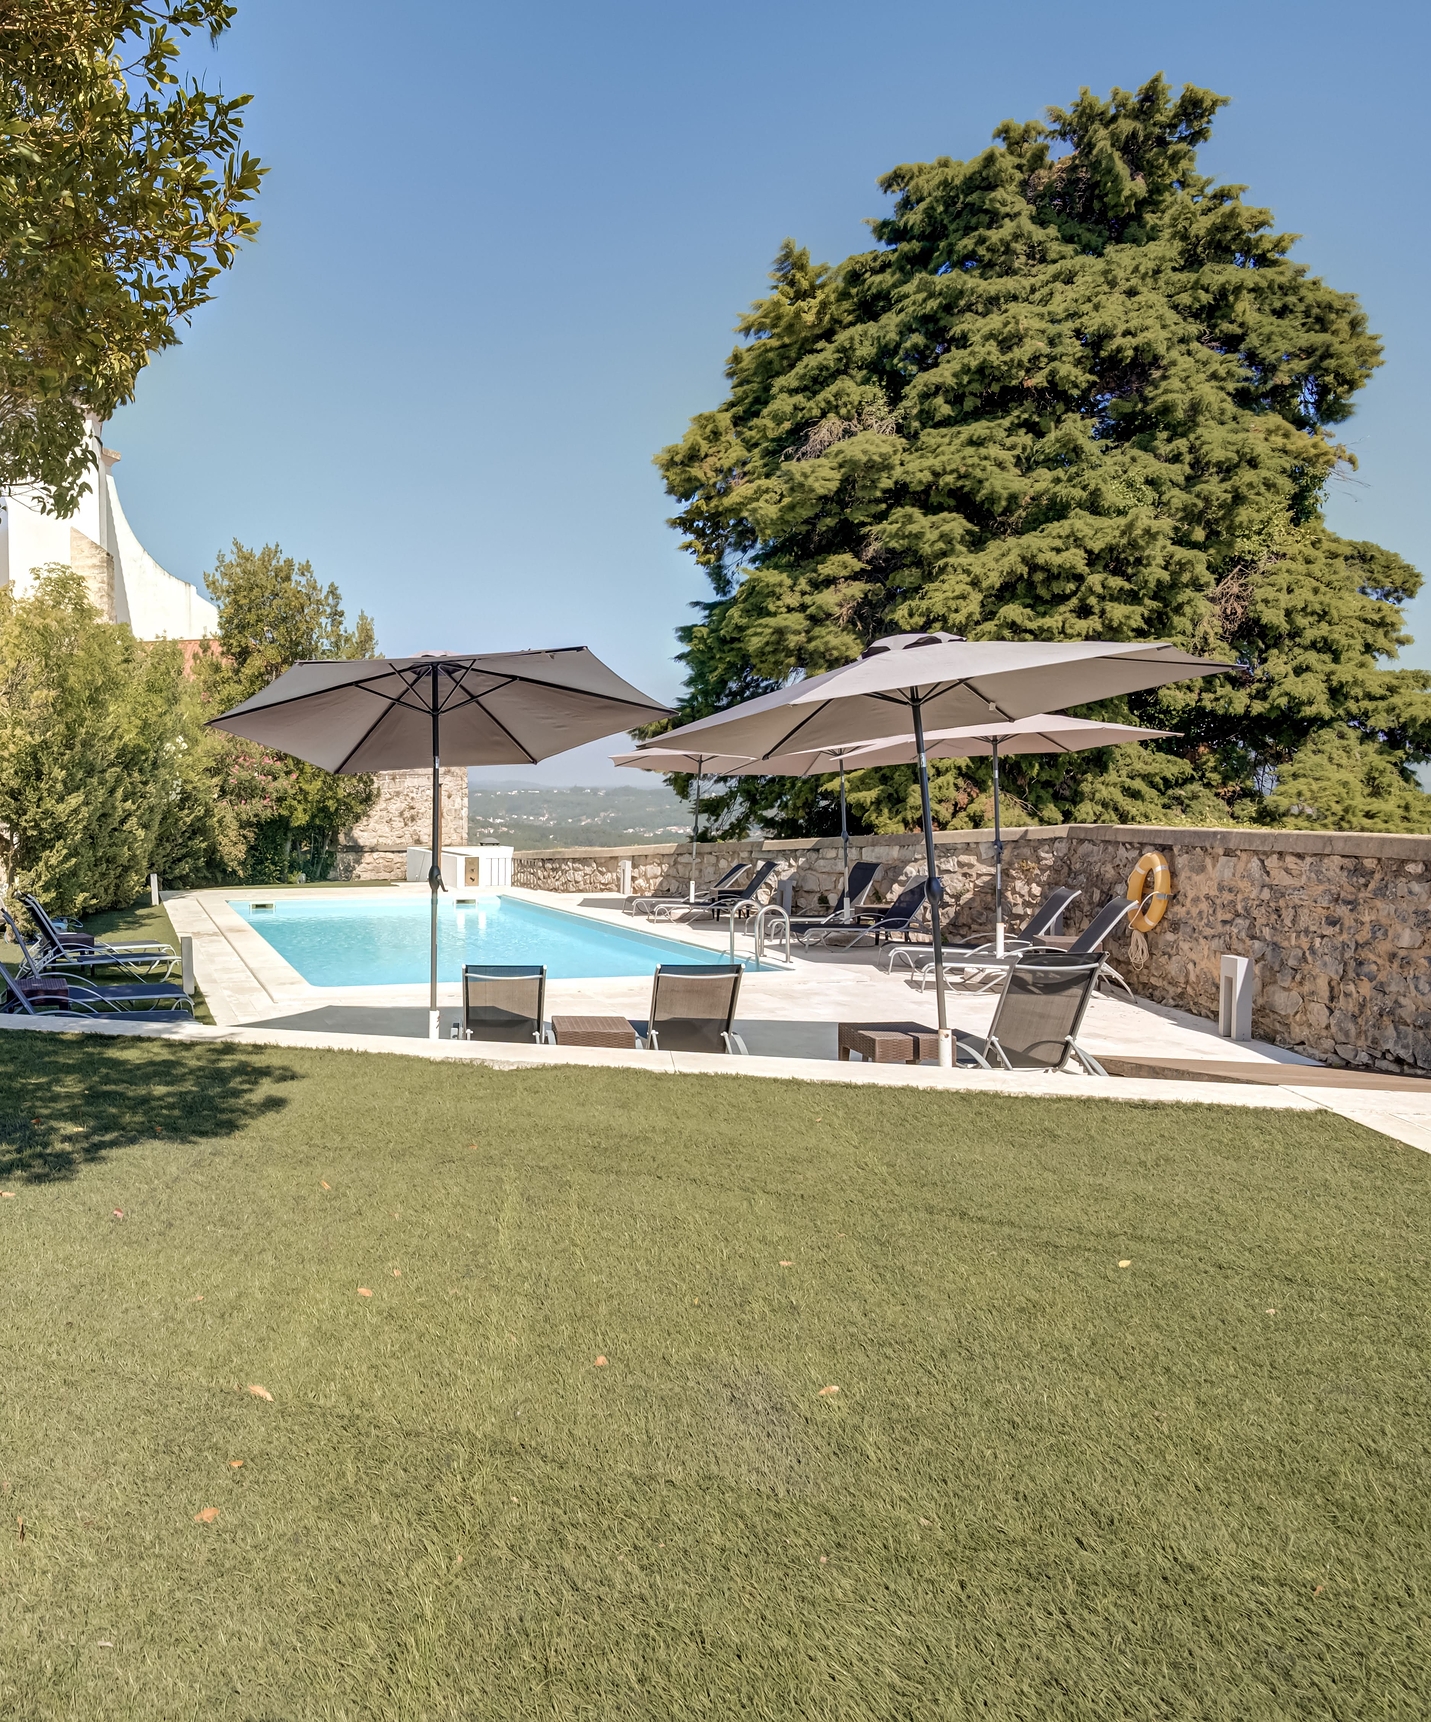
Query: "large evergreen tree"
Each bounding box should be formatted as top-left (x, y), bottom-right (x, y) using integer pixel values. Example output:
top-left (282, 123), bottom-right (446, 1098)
top-left (655, 76), bottom-right (1431, 837)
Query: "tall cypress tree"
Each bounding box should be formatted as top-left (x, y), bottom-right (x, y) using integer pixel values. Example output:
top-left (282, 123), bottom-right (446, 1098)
top-left (655, 76), bottom-right (1431, 836)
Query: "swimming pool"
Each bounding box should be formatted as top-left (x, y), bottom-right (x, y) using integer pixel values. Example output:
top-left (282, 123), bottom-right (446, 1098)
top-left (230, 893), bottom-right (757, 986)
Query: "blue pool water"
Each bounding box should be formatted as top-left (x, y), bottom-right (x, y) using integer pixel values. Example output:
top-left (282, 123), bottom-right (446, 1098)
top-left (231, 894), bottom-right (755, 986)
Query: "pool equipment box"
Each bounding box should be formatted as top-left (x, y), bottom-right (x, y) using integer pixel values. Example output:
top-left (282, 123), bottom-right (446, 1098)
top-left (406, 845), bottom-right (514, 890)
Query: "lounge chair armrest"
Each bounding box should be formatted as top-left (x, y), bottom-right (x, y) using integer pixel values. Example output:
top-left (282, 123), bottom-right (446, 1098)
top-left (644, 1028), bottom-right (660, 1051)
top-left (721, 1032), bottom-right (749, 1055)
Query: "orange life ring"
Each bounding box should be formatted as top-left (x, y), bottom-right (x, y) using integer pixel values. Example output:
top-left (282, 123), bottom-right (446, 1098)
top-left (1126, 851), bottom-right (1172, 933)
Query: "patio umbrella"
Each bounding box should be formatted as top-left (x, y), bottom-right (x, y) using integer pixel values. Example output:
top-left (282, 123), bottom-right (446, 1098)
top-left (613, 741), bottom-right (873, 919)
top-left (835, 714), bottom-right (1178, 947)
top-left (607, 748), bottom-right (754, 902)
top-left (211, 650), bottom-right (669, 1037)
top-left (637, 633), bottom-right (1235, 1064)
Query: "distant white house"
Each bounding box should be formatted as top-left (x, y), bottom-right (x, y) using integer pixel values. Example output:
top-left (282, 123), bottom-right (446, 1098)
top-left (0, 417), bottom-right (218, 640)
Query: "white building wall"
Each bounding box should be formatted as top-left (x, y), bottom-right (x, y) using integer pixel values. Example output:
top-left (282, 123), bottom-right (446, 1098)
top-left (0, 421), bottom-right (218, 640)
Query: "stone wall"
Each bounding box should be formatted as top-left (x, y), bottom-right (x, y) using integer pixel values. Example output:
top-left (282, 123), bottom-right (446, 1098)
top-left (513, 824), bottom-right (1431, 1075)
top-left (333, 768), bottom-right (469, 880)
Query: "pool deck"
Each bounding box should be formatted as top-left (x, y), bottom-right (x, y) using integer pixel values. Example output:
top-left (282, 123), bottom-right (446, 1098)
top-left (136, 883), bottom-right (1431, 1155)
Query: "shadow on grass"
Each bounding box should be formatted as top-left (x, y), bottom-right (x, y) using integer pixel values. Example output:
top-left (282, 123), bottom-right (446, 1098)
top-left (0, 1031), bottom-right (297, 1182)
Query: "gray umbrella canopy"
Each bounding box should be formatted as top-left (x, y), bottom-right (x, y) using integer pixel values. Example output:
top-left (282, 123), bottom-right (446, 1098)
top-left (212, 649), bottom-right (668, 772)
top-left (834, 714), bottom-right (1178, 936)
top-left (638, 634), bottom-right (1234, 1063)
top-left (212, 649), bottom-right (669, 1037)
top-left (638, 634), bottom-right (1230, 759)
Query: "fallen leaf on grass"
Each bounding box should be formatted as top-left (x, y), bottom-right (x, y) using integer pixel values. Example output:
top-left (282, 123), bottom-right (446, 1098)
top-left (819, 1555), bottom-right (828, 1564)
top-left (1314, 1584), bottom-right (1324, 1595)
top-left (1117, 1260), bottom-right (1132, 1269)
top-left (97, 1640), bottom-right (113, 1648)
top-left (16, 1517), bottom-right (23, 1542)
top-left (817, 1385), bottom-right (839, 1397)
top-left (320, 1181), bottom-right (330, 1191)
top-left (1267, 1308), bottom-right (1277, 1316)
top-left (779, 1261), bottom-right (793, 1268)
top-left (112, 1209), bottom-right (124, 1219)
top-left (228, 1459), bottom-right (244, 1469)
top-left (392, 1269), bottom-right (401, 1277)
top-left (194, 1507), bottom-right (219, 1524)
top-left (357, 1287), bottom-right (373, 1297)
top-left (247, 1384), bottom-right (272, 1402)
top-left (1, 1192), bottom-right (12, 1200)
top-left (190, 1295), bottom-right (203, 1303)
top-left (594, 1356), bottom-right (607, 1367)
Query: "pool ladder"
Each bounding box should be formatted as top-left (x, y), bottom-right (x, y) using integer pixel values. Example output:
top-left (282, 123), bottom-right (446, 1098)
top-left (726, 903), bottom-right (792, 966)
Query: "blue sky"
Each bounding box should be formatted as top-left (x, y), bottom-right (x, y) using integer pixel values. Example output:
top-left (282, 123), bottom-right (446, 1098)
top-left (110, 0), bottom-right (1430, 783)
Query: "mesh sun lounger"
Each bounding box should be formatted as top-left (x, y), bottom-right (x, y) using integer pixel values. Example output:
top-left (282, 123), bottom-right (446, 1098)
top-left (802, 877), bottom-right (930, 948)
top-left (11, 897), bottom-right (176, 980)
top-left (950, 950), bottom-right (1107, 1074)
top-left (629, 863), bottom-right (752, 919)
top-left (1025, 896), bottom-right (1139, 998)
top-left (21, 893), bottom-right (175, 962)
top-left (0, 962), bottom-right (194, 1020)
top-left (630, 964), bottom-right (747, 1054)
top-left (2, 905), bottom-right (180, 985)
top-left (701, 860), bottom-right (778, 924)
top-left (461, 964), bottom-right (550, 1043)
top-left (787, 861), bottom-right (884, 934)
top-left (888, 886), bottom-right (1083, 987)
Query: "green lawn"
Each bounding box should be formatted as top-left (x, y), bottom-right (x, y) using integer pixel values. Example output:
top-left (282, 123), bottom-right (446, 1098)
top-left (0, 1033), bottom-right (1427, 1720)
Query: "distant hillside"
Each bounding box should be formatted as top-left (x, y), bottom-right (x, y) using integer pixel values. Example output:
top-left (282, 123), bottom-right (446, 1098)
top-left (467, 782), bottom-right (691, 850)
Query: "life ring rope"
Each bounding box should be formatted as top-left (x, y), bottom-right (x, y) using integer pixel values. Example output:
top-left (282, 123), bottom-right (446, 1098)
top-left (1126, 851), bottom-right (1172, 933)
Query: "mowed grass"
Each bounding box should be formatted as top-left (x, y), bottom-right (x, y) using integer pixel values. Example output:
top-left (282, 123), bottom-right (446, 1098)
top-left (0, 1033), bottom-right (1427, 1721)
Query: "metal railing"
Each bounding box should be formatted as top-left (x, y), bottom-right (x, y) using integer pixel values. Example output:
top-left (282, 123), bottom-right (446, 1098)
top-left (752, 904), bottom-right (791, 966)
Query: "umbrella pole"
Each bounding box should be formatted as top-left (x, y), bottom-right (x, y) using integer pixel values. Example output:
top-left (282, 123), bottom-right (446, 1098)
top-left (991, 737), bottom-right (1005, 957)
top-left (910, 695), bottom-right (951, 1066)
top-left (689, 768), bottom-right (701, 903)
top-left (839, 759), bottom-right (850, 921)
top-left (428, 663), bottom-right (442, 1041)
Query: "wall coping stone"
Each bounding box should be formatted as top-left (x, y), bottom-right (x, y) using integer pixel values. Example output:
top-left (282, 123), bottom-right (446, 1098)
top-left (515, 823), bottom-right (1431, 863)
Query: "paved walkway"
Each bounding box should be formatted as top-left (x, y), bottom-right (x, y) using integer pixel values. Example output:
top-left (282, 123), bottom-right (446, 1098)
top-left (136, 883), bottom-right (1431, 1156)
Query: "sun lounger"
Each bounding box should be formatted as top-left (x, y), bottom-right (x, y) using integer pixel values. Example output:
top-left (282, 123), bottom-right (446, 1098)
top-left (787, 861), bottom-right (884, 934)
top-left (462, 964), bottom-right (551, 1043)
top-left (21, 892), bottom-right (176, 963)
top-left (950, 950), bottom-right (1108, 1073)
top-left (9, 898), bottom-right (176, 980)
top-left (628, 863), bottom-right (752, 919)
top-left (0, 963), bottom-right (194, 1020)
top-left (888, 885), bottom-right (1083, 987)
top-left (630, 964), bottom-right (748, 1054)
top-left (1026, 896), bottom-right (1139, 997)
top-left (700, 860), bottom-right (779, 924)
top-left (802, 877), bottom-right (930, 948)
top-left (2, 905), bottom-right (180, 985)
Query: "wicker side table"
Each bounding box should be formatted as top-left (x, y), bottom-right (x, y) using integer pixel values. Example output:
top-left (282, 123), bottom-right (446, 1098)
top-left (550, 1015), bottom-right (637, 1050)
top-left (837, 1021), bottom-right (940, 1064)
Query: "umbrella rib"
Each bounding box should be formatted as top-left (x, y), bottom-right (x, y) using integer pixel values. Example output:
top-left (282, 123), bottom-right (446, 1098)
top-left (468, 694), bottom-right (539, 764)
top-left (943, 678), bottom-right (1014, 721)
top-left (753, 702), bottom-right (832, 761)
top-left (332, 702), bottom-right (399, 774)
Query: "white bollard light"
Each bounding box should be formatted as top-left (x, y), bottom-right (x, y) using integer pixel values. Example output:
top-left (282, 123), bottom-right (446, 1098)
top-left (428, 1008), bottom-right (442, 1041)
top-left (149, 871), bottom-right (160, 907)
top-left (938, 1027), bottom-right (953, 1068)
top-left (180, 935), bottom-right (194, 996)
top-left (1219, 954), bottom-right (1252, 1041)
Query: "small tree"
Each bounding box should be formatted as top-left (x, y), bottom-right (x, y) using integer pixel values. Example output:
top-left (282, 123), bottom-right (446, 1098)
top-left (0, 567), bottom-right (239, 915)
top-left (197, 541), bottom-right (378, 882)
top-left (655, 75), bottom-right (1431, 835)
top-left (0, 2), bottom-right (263, 511)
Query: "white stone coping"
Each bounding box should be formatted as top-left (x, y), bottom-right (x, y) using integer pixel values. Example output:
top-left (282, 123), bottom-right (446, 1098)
top-left (5, 1011), bottom-right (1431, 1154)
top-left (513, 823), bottom-right (1431, 864)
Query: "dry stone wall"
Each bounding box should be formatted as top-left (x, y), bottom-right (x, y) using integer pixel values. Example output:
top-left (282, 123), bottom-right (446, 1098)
top-left (333, 769), bottom-right (469, 880)
top-left (514, 824), bottom-right (1431, 1075)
